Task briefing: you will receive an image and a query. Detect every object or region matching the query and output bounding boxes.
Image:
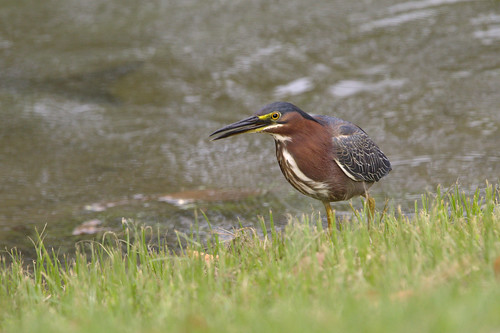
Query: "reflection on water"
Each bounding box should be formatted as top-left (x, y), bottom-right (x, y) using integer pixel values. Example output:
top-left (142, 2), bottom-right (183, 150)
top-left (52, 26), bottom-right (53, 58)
top-left (0, 0), bottom-right (499, 255)
top-left (330, 79), bottom-right (407, 98)
top-left (274, 77), bottom-right (314, 98)
top-left (359, 10), bottom-right (436, 32)
top-left (471, 13), bottom-right (500, 44)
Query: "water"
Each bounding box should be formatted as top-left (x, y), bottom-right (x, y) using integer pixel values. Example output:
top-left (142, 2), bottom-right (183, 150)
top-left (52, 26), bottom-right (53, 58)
top-left (1, 0), bottom-right (499, 254)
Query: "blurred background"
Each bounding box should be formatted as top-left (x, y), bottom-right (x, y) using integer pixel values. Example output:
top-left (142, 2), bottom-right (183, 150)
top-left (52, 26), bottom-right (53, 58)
top-left (1, 0), bottom-right (499, 254)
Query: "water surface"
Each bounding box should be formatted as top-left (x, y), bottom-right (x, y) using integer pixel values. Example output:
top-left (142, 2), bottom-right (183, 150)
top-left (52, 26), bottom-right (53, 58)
top-left (1, 0), bottom-right (499, 254)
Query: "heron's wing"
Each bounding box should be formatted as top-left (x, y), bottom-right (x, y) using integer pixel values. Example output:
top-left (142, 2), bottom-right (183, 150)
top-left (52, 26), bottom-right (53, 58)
top-left (332, 125), bottom-right (392, 182)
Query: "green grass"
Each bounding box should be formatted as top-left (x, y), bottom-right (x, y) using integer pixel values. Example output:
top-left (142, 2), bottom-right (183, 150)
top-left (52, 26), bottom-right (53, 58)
top-left (1, 184), bottom-right (500, 333)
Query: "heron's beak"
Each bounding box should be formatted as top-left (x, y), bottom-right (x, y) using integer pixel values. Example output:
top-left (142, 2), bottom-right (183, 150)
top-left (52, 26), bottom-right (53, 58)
top-left (210, 115), bottom-right (271, 140)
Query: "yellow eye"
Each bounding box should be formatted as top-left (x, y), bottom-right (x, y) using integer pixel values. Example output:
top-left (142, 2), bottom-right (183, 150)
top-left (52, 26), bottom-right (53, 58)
top-left (271, 112), bottom-right (281, 120)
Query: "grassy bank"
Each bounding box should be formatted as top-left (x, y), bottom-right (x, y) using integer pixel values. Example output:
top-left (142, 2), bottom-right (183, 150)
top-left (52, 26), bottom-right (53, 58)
top-left (1, 185), bottom-right (500, 333)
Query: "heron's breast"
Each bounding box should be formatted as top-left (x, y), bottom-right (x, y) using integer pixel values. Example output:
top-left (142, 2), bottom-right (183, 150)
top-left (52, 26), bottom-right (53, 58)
top-left (275, 142), bottom-right (331, 199)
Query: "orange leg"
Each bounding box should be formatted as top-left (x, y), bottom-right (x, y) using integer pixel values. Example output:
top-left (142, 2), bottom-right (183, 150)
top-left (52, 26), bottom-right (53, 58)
top-left (322, 201), bottom-right (336, 233)
top-left (364, 194), bottom-right (376, 230)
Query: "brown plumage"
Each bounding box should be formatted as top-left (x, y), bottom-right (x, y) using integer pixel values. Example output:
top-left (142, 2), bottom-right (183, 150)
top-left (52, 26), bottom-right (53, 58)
top-left (210, 102), bottom-right (391, 230)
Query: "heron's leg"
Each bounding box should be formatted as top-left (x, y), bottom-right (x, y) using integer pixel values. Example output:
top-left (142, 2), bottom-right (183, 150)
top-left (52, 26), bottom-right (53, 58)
top-left (364, 193), bottom-right (376, 230)
top-left (322, 201), bottom-right (336, 233)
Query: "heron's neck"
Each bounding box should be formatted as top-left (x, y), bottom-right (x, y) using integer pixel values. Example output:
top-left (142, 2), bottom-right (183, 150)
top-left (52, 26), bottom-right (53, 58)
top-left (270, 133), bottom-right (292, 143)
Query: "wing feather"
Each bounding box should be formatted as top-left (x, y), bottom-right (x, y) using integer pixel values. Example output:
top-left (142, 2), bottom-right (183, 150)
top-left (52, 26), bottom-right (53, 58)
top-left (332, 129), bottom-right (392, 183)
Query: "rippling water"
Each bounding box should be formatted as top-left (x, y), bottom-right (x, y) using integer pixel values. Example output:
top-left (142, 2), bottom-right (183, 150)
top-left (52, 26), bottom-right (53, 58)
top-left (0, 0), bottom-right (499, 254)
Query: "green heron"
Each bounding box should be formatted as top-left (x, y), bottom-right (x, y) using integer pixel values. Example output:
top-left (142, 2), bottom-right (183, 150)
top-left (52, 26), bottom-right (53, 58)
top-left (210, 102), bottom-right (391, 231)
